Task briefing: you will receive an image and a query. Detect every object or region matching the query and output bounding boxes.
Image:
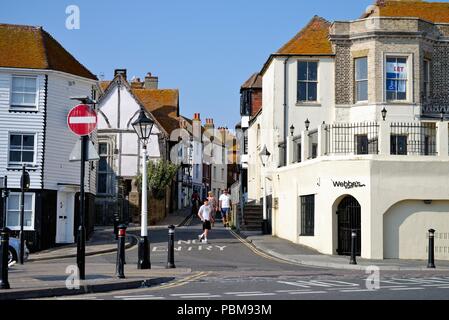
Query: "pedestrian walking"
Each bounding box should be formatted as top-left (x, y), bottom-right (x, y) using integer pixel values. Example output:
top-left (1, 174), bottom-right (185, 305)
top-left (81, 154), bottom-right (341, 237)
top-left (207, 191), bottom-right (218, 227)
top-left (198, 198), bottom-right (213, 244)
top-left (191, 191), bottom-right (200, 216)
top-left (219, 189), bottom-right (232, 228)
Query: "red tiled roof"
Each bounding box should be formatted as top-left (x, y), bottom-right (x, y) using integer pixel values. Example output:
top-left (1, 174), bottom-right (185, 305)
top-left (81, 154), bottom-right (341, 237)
top-left (364, 0), bottom-right (449, 23)
top-left (276, 16), bottom-right (333, 55)
top-left (0, 23), bottom-right (97, 80)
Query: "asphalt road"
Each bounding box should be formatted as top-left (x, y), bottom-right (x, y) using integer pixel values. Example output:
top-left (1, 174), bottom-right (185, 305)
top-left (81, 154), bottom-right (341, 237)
top-left (42, 216), bottom-right (449, 300)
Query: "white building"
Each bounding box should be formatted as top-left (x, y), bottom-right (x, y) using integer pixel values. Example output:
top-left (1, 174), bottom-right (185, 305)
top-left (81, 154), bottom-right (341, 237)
top-left (96, 70), bottom-right (180, 224)
top-left (248, 1), bottom-right (449, 261)
top-left (0, 24), bottom-right (98, 251)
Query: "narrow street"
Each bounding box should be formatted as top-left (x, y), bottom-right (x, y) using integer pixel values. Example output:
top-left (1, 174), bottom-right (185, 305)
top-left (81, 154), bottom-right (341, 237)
top-left (42, 216), bottom-right (449, 300)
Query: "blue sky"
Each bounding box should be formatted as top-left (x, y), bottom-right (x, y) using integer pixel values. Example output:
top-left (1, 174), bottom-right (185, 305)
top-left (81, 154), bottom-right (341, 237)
top-left (1, 0), bottom-right (377, 128)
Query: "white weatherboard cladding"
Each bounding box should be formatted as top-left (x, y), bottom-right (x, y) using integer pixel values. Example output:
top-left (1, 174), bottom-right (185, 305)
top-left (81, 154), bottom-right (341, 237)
top-left (44, 73), bottom-right (96, 191)
top-left (0, 72), bottom-right (45, 189)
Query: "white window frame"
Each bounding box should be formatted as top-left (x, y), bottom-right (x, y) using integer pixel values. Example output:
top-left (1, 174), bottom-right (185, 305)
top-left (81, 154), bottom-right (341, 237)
top-left (297, 60), bottom-right (319, 103)
top-left (384, 54), bottom-right (412, 103)
top-left (8, 132), bottom-right (37, 166)
top-left (6, 192), bottom-right (35, 231)
top-left (10, 75), bottom-right (39, 111)
top-left (97, 141), bottom-right (114, 195)
top-left (355, 57), bottom-right (368, 103)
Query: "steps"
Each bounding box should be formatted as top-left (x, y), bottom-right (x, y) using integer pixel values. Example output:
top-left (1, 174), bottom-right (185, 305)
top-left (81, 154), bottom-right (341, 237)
top-left (237, 204), bottom-right (263, 231)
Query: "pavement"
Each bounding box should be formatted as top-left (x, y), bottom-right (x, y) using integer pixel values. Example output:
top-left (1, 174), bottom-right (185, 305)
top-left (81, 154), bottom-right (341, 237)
top-left (236, 230), bottom-right (449, 271)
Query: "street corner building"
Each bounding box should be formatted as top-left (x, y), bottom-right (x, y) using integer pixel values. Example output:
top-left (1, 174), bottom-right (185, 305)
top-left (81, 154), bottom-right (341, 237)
top-left (96, 70), bottom-right (180, 226)
top-left (0, 23), bottom-right (98, 251)
top-left (244, 0), bottom-right (449, 261)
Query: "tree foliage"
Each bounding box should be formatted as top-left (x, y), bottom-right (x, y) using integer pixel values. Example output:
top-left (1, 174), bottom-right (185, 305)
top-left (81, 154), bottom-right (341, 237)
top-left (136, 160), bottom-right (179, 199)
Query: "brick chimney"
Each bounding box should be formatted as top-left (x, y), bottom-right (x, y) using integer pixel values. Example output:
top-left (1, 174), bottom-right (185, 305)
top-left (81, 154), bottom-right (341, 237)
top-left (114, 69), bottom-right (127, 80)
top-left (192, 113), bottom-right (201, 141)
top-left (130, 76), bottom-right (143, 89)
top-left (144, 72), bottom-right (158, 89)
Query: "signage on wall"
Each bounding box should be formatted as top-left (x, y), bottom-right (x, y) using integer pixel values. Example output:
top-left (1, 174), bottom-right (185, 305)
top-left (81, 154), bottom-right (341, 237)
top-left (332, 180), bottom-right (366, 190)
top-left (386, 60), bottom-right (407, 93)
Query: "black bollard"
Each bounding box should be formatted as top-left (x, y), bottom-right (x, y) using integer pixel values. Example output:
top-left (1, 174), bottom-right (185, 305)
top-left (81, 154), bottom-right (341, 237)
top-left (0, 228), bottom-right (10, 289)
top-left (116, 224), bottom-right (127, 279)
top-left (349, 230), bottom-right (357, 265)
top-left (427, 229), bottom-right (436, 269)
top-left (167, 225), bottom-right (176, 269)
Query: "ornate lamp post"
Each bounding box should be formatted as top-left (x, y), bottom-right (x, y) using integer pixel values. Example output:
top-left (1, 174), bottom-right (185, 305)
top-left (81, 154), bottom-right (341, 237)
top-left (132, 109), bottom-right (154, 269)
top-left (259, 145), bottom-right (271, 235)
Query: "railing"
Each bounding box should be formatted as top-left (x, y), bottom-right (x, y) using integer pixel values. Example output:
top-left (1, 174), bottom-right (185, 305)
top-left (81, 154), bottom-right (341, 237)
top-left (390, 122), bottom-right (437, 156)
top-left (308, 129), bottom-right (318, 159)
top-left (325, 122), bottom-right (379, 155)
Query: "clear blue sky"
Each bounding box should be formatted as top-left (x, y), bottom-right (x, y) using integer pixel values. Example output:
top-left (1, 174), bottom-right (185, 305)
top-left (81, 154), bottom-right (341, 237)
top-left (1, 0), bottom-right (375, 128)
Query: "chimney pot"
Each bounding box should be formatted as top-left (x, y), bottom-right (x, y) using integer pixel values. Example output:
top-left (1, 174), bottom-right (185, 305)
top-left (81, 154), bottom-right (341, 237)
top-left (144, 72), bottom-right (158, 89)
top-left (114, 69), bottom-right (127, 80)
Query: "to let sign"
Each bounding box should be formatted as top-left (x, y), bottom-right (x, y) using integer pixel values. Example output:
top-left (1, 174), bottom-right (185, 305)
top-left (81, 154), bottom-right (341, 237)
top-left (67, 104), bottom-right (97, 136)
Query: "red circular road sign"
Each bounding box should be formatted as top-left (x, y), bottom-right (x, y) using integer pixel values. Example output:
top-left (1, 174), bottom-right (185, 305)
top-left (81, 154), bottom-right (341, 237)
top-left (67, 104), bottom-right (97, 136)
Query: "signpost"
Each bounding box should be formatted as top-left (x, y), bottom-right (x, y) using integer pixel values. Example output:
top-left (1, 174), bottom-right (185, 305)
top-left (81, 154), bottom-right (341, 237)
top-left (67, 103), bottom-right (97, 280)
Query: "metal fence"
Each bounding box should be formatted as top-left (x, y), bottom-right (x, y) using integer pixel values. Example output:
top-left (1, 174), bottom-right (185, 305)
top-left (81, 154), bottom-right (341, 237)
top-left (390, 122), bottom-right (437, 156)
top-left (308, 129), bottom-right (318, 159)
top-left (325, 122), bottom-right (379, 155)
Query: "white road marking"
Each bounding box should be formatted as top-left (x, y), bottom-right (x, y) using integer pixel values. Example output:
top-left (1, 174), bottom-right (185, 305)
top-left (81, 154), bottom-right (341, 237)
top-left (287, 291), bottom-right (327, 295)
top-left (180, 295), bottom-right (222, 299)
top-left (114, 295), bottom-right (157, 299)
top-left (171, 293), bottom-right (210, 296)
top-left (234, 293), bottom-right (276, 297)
top-left (122, 297), bottom-right (165, 300)
top-left (225, 291), bottom-right (263, 295)
top-left (339, 289), bottom-right (378, 293)
top-left (389, 287), bottom-right (424, 291)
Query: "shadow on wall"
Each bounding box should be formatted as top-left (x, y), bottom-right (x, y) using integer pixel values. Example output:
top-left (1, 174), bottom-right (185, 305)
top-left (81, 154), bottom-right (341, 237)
top-left (383, 200), bottom-right (449, 260)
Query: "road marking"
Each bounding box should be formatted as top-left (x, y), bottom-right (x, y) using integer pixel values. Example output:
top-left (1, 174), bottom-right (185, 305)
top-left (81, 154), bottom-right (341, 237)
top-left (389, 287), bottom-right (424, 291)
top-left (171, 293), bottom-right (210, 296)
top-left (121, 297), bottom-right (165, 300)
top-left (115, 294), bottom-right (158, 299)
top-left (339, 289), bottom-right (378, 293)
top-left (287, 291), bottom-right (327, 295)
top-left (147, 272), bottom-right (210, 291)
top-left (179, 295), bottom-right (222, 299)
top-left (225, 291), bottom-right (264, 295)
top-left (234, 293), bottom-right (276, 297)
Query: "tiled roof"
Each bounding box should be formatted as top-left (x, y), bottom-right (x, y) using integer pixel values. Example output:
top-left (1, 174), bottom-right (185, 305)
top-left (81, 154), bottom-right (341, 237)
top-left (364, 0), bottom-right (449, 23)
top-left (241, 73), bottom-right (262, 90)
top-left (132, 88), bottom-right (180, 134)
top-left (0, 23), bottom-right (97, 80)
top-left (99, 81), bottom-right (111, 92)
top-left (276, 16), bottom-right (333, 55)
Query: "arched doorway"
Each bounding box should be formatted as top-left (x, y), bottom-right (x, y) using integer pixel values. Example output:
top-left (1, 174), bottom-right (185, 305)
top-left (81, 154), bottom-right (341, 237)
top-left (336, 196), bottom-right (361, 256)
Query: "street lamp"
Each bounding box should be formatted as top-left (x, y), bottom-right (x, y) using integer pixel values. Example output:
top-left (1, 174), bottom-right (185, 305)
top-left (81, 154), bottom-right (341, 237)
top-left (305, 119), bottom-right (310, 131)
top-left (132, 109), bottom-right (154, 270)
top-left (381, 107), bottom-right (387, 121)
top-left (259, 145), bottom-right (271, 235)
top-left (290, 125), bottom-right (295, 137)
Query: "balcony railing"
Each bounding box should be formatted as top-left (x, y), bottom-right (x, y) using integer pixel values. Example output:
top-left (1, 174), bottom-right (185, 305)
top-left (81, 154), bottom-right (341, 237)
top-left (325, 122), bottom-right (379, 155)
top-left (390, 122), bottom-right (436, 156)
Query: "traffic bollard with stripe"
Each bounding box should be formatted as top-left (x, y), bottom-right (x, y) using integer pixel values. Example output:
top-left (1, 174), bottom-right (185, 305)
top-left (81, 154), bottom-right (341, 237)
top-left (349, 230), bottom-right (357, 265)
top-left (427, 229), bottom-right (436, 269)
top-left (167, 225), bottom-right (176, 269)
top-left (116, 224), bottom-right (127, 279)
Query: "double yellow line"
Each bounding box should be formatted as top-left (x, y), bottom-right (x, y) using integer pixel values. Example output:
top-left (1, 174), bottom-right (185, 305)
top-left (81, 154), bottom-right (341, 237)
top-left (229, 229), bottom-right (303, 266)
top-left (147, 271), bottom-right (210, 291)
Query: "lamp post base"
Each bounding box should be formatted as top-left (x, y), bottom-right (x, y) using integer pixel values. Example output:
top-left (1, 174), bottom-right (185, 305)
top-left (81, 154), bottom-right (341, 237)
top-left (137, 236), bottom-right (151, 270)
top-left (261, 220), bottom-right (270, 235)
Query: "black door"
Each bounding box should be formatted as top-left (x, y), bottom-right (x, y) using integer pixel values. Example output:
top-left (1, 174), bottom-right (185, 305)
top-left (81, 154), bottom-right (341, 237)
top-left (337, 196), bottom-right (361, 256)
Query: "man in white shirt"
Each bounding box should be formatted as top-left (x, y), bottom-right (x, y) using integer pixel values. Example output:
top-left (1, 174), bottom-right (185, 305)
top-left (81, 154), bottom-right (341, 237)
top-left (198, 198), bottom-right (213, 243)
top-left (219, 189), bottom-right (232, 228)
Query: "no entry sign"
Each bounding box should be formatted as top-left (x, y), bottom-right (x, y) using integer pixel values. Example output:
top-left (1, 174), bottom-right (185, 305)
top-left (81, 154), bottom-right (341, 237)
top-left (67, 104), bottom-right (97, 136)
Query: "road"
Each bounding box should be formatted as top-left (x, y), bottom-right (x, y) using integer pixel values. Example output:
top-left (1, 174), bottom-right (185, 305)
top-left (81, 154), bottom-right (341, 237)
top-left (41, 216), bottom-right (449, 300)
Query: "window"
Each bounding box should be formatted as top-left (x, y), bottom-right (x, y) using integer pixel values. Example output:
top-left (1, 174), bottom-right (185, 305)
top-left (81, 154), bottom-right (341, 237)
top-left (386, 57), bottom-right (407, 101)
top-left (355, 135), bottom-right (378, 155)
top-left (297, 61), bottom-right (318, 102)
top-left (355, 57), bottom-right (368, 102)
top-left (296, 143), bottom-right (302, 163)
top-left (9, 133), bottom-right (35, 165)
top-left (300, 195), bottom-right (315, 236)
top-left (311, 143), bottom-right (318, 159)
top-left (11, 76), bottom-right (38, 109)
top-left (391, 135), bottom-right (408, 155)
top-left (6, 193), bottom-right (34, 230)
top-left (423, 59), bottom-right (431, 101)
top-left (97, 142), bottom-right (114, 194)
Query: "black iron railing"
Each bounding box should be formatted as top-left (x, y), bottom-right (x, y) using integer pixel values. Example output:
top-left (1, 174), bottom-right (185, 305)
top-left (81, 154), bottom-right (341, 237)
top-left (390, 122), bottom-right (437, 156)
top-left (325, 122), bottom-right (379, 155)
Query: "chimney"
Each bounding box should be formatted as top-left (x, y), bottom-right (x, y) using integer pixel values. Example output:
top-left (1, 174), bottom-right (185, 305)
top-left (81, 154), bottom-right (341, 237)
top-left (192, 113), bottom-right (201, 141)
top-left (114, 69), bottom-right (127, 80)
top-left (144, 72), bottom-right (158, 89)
top-left (130, 77), bottom-right (143, 89)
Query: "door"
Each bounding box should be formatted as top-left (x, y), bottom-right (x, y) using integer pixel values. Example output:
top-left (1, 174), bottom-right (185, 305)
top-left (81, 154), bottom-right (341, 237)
top-left (337, 196), bottom-right (361, 256)
top-left (56, 192), bottom-right (75, 244)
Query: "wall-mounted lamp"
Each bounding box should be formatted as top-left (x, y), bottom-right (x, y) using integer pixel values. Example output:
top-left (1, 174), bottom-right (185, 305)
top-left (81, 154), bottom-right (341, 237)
top-left (381, 107), bottom-right (387, 121)
top-left (305, 119), bottom-right (310, 131)
top-left (290, 125), bottom-right (295, 136)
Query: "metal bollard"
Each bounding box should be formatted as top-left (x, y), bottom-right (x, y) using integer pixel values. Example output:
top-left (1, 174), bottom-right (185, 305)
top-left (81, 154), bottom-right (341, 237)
top-left (349, 230), bottom-right (357, 265)
top-left (0, 228), bottom-right (10, 289)
top-left (167, 225), bottom-right (176, 269)
top-left (116, 224), bottom-right (127, 279)
top-left (427, 229), bottom-right (436, 269)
